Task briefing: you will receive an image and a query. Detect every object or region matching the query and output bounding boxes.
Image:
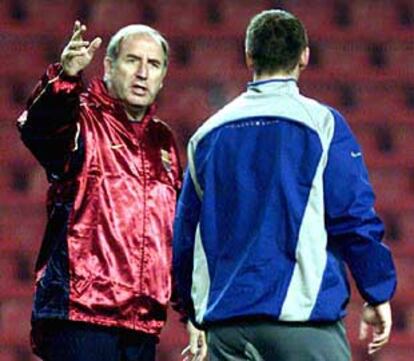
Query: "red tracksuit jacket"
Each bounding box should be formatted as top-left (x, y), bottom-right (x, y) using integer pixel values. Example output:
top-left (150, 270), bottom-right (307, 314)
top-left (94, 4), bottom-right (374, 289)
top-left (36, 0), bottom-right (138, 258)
top-left (18, 64), bottom-right (182, 339)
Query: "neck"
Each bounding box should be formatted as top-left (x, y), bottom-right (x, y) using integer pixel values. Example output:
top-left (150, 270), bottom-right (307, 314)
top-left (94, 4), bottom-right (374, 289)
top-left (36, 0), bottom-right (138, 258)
top-left (253, 66), bottom-right (300, 82)
top-left (124, 105), bottom-right (147, 122)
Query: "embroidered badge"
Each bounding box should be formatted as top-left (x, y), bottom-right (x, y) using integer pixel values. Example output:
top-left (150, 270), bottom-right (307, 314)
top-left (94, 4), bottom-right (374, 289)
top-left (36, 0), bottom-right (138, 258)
top-left (161, 149), bottom-right (172, 172)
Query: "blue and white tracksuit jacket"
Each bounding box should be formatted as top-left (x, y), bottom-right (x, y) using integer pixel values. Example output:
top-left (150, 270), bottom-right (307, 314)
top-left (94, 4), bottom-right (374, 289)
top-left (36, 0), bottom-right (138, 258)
top-left (173, 78), bottom-right (397, 327)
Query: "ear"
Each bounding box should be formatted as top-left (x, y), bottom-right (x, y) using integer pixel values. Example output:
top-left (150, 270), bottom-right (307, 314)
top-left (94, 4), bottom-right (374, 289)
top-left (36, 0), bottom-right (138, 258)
top-left (103, 56), bottom-right (113, 80)
top-left (245, 51), bottom-right (254, 70)
top-left (161, 65), bottom-right (168, 81)
top-left (158, 67), bottom-right (168, 91)
top-left (299, 46), bottom-right (310, 71)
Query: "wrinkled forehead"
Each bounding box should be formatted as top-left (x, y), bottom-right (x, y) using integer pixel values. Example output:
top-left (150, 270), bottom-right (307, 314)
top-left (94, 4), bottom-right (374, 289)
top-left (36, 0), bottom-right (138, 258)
top-left (117, 32), bottom-right (168, 66)
top-left (120, 33), bottom-right (162, 52)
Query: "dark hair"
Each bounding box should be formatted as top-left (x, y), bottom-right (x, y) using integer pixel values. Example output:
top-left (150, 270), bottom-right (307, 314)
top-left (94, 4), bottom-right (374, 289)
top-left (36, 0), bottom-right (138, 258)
top-left (245, 9), bottom-right (308, 75)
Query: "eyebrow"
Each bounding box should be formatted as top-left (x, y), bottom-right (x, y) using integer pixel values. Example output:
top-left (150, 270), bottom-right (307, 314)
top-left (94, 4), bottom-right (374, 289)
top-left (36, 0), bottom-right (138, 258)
top-left (125, 54), bottom-right (140, 60)
top-left (125, 54), bottom-right (163, 65)
top-left (148, 58), bottom-right (162, 65)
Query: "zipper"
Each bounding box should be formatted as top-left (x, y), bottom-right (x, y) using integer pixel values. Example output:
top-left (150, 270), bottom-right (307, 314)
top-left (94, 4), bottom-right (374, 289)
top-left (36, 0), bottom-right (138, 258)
top-left (138, 140), bottom-right (147, 294)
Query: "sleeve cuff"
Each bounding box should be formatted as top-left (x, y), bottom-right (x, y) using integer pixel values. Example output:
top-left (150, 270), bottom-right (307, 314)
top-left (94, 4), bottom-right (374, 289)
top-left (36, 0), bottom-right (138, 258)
top-left (45, 63), bottom-right (84, 94)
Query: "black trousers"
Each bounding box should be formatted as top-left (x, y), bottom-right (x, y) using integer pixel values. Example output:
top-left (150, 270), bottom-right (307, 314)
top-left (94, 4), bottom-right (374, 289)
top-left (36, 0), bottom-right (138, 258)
top-left (32, 320), bottom-right (157, 361)
top-left (207, 320), bottom-right (351, 361)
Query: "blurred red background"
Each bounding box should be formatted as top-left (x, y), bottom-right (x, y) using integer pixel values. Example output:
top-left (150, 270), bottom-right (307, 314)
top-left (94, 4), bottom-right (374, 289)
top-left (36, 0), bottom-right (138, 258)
top-left (1, 1), bottom-right (413, 360)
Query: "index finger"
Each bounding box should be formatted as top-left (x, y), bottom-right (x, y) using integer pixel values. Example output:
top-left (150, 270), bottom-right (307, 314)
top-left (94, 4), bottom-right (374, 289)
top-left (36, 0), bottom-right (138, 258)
top-left (71, 21), bottom-right (86, 42)
top-left (181, 345), bottom-right (191, 356)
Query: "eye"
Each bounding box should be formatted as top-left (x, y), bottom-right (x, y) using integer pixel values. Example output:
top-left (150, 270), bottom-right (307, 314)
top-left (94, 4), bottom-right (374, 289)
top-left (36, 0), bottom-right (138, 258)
top-left (149, 61), bottom-right (161, 69)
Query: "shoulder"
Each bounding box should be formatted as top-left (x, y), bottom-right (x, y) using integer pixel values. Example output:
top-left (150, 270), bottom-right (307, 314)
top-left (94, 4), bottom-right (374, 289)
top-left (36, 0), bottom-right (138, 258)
top-left (294, 94), bottom-right (337, 128)
top-left (150, 116), bottom-right (175, 138)
top-left (152, 116), bottom-right (172, 130)
top-left (189, 94), bottom-right (245, 147)
top-left (148, 116), bottom-right (180, 149)
top-left (322, 105), bottom-right (355, 142)
top-left (294, 95), bottom-right (351, 148)
top-left (298, 95), bottom-right (350, 131)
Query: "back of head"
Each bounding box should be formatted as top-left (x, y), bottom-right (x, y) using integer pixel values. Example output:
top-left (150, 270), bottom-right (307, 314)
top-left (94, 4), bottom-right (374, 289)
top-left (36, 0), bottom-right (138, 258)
top-left (245, 9), bottom-right (308, 76)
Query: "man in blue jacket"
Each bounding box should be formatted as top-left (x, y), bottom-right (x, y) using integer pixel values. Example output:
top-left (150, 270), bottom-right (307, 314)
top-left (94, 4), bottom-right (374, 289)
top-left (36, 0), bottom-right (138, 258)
top-left (173, 9), bottom-right (397, 361)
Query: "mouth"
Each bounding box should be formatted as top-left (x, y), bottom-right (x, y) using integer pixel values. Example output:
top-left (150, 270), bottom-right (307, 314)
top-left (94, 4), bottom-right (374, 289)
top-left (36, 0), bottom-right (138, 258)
top-left (131, 84), bottom-right (148, 96)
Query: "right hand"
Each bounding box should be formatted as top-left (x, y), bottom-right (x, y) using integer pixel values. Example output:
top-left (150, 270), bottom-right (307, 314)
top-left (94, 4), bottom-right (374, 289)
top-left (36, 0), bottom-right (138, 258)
top-left (181, 321), bottom-right (208, 361)
top-left (359, 301), bottom-right (392, 354)
top-left (60, 20), bottom-right (102, 77)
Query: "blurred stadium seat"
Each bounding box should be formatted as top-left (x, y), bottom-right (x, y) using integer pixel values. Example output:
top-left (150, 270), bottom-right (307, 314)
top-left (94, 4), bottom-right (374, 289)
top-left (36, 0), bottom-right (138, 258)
top-left (0, 1), bottom-right (413, 360)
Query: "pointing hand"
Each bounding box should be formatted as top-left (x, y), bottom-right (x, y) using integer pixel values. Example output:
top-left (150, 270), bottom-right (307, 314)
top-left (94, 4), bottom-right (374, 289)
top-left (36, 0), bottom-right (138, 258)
top-left (60, 20), bottom-right (102, 77)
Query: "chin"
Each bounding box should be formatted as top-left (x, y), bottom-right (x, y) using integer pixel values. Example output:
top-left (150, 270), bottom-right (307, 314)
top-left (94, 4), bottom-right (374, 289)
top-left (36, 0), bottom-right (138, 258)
top-left (133, 102), bottom-right (150, 109)
top-left (126, 101), bottom-right (147, 108)
top-left (128, 96), bottom-right (152, 107)
top-left (127, 101), bottom-right (149, 109)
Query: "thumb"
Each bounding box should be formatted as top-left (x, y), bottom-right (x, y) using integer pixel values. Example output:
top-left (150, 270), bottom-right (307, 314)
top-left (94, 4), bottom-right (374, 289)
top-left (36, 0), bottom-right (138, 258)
top-left (87, 37), bottom-right (102, 56)
top-left (359, 320), bottom-right (368, 340)
top-left (189, 330), bottom-right (199, 354)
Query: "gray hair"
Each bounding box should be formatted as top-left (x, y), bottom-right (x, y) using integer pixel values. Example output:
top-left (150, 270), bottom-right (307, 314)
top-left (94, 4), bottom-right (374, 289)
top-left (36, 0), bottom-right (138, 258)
top-left (106, 24), bottom-right (169, 67)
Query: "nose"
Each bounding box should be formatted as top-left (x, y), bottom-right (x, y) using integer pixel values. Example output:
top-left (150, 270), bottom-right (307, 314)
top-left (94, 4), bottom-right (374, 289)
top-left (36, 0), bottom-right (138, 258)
top-left (136, 60), bottom-right (148, 79)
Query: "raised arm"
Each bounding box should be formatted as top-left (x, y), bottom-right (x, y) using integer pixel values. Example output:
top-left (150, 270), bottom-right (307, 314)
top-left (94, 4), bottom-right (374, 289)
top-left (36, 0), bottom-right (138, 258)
top-left (17, 21), bottom-right (101, 178)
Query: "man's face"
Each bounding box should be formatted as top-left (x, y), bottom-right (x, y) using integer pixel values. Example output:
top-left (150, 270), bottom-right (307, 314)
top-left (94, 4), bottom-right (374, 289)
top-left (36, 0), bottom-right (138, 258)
top-left (105, 33), bottom-right (167, 110)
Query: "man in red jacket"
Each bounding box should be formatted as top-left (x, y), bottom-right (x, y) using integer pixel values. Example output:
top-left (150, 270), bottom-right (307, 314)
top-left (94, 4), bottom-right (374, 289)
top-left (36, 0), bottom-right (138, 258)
top-left (17, 21), bottom-right (182, 361)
